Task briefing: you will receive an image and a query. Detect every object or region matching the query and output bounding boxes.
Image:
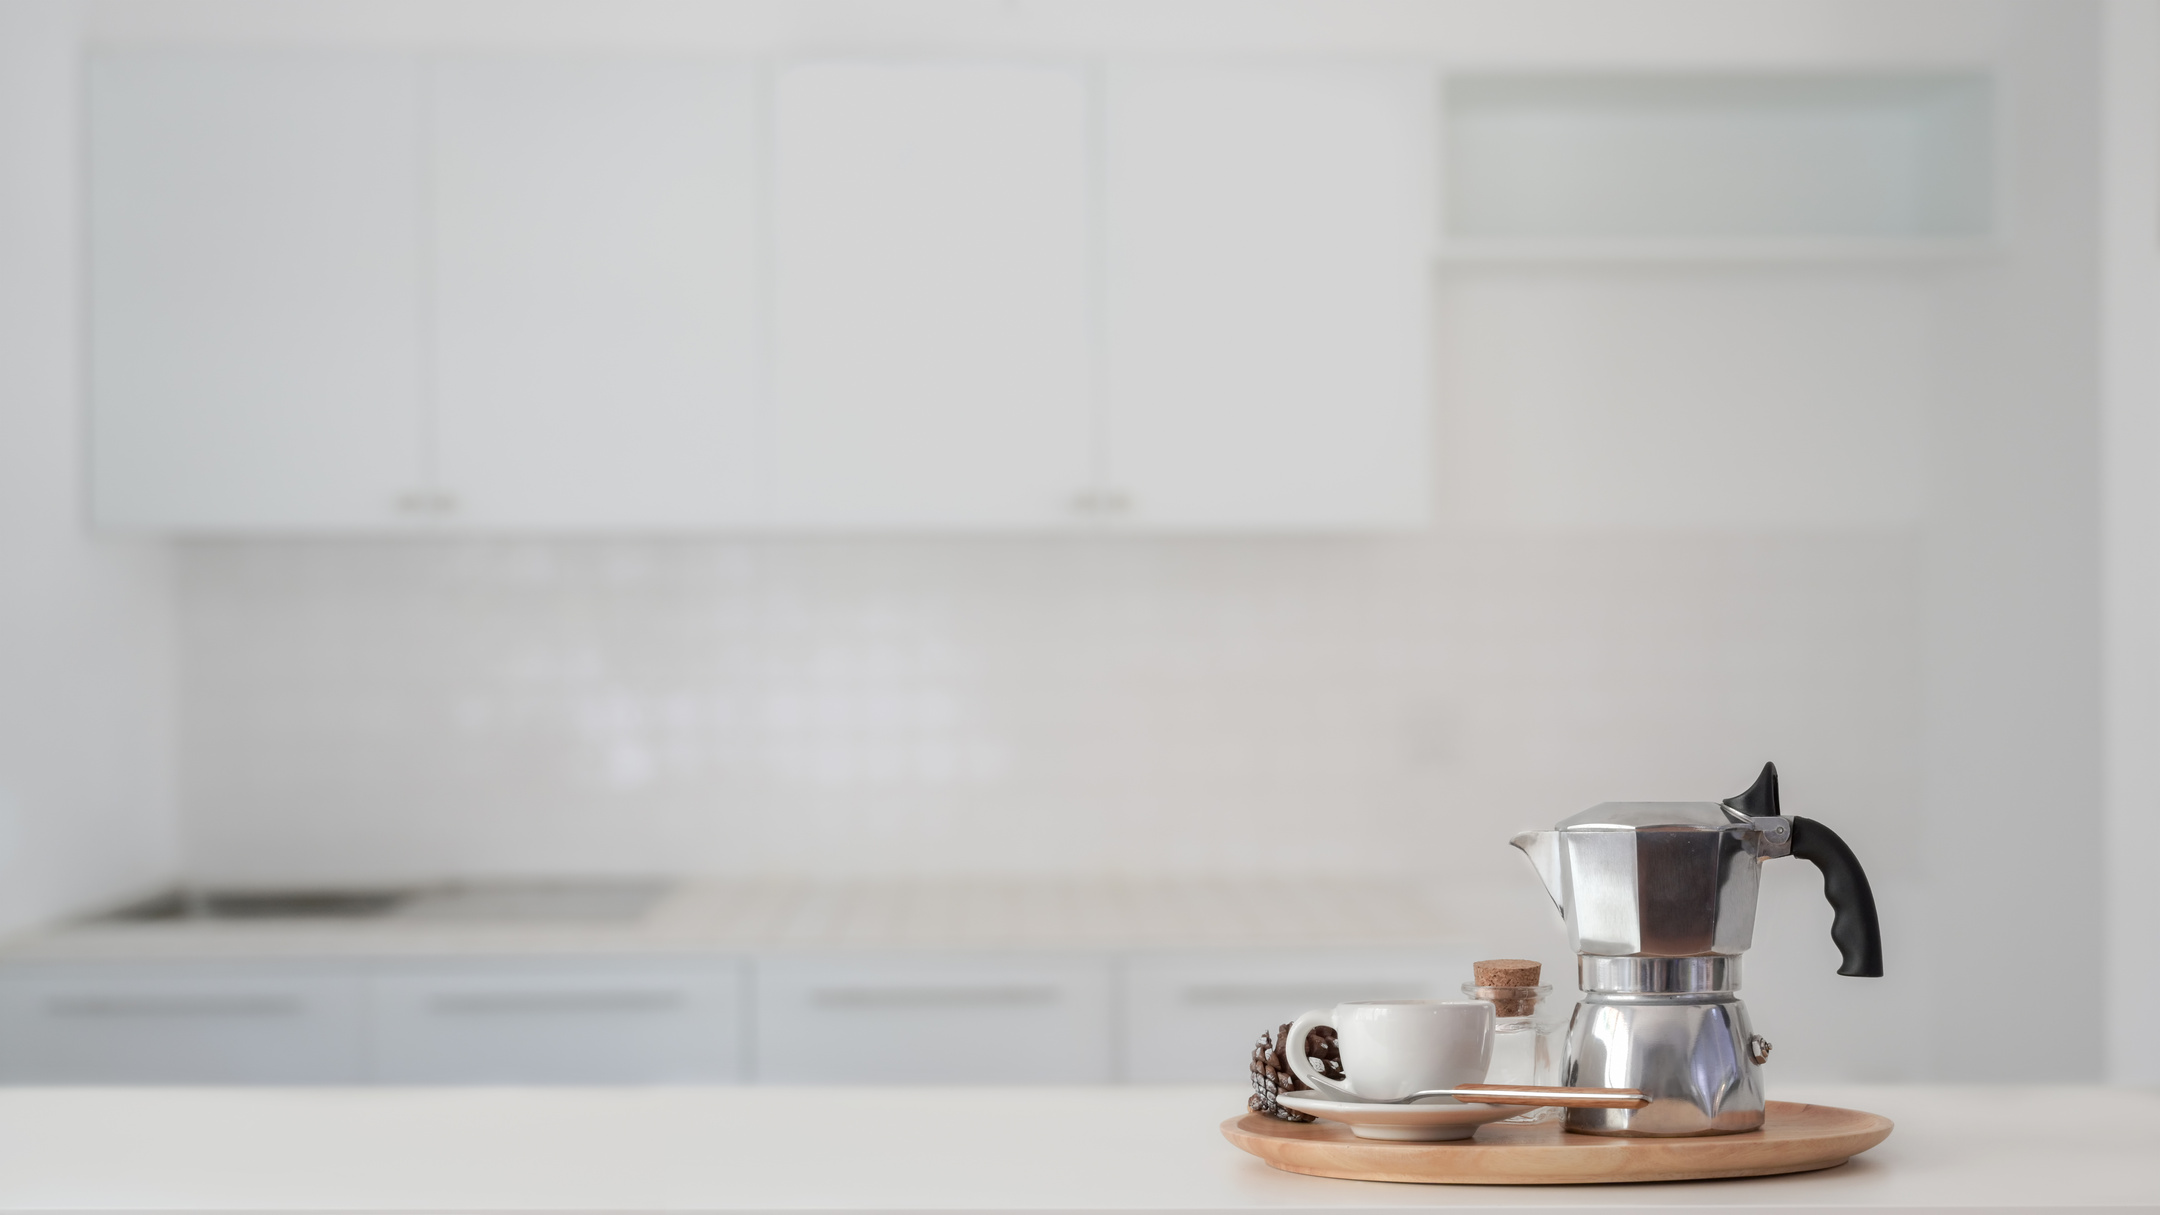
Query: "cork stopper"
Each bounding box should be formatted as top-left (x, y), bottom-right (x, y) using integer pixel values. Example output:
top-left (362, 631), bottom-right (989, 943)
top-left (1474, 959), bottom-right (1542, 987)
top-left (1471, 959), bottom-right (1543, 1017)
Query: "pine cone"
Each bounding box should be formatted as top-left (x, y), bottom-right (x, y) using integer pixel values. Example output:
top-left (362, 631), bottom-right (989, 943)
top-left (1248, 1022), bottom-right (1344, 1122)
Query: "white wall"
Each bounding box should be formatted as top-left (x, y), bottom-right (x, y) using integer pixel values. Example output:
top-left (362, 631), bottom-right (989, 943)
top-left (174, 535), bottom-right (1924, 885)
top-left (1920, 1), bottom-right (2104, 1083)
top-left (2101, 0), bottom-right (2160, 1088)
top-left (0, 0), bottom-right (178, 935)
top-left (1437, 269), bottom-right (1935, 529)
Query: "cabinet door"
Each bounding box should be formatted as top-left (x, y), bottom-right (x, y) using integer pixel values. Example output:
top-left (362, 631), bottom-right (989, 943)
top-left (89, 51), bottom-right (426, 530)
top-left (369, 958), bottom-right (746, 1083)
top-left (770, 61), bottom-right (1095, 528)
top-left (1121, 947), bottom-right (1476, 1082)
top-left (0, 964), bottom-right (367, 1083)
top-left (432, 58), bottom-right (764, 528)
top-left (755, 952), bottom-right (1113, 1082)
top-left (1104, 63), bottom-right (1434, 529)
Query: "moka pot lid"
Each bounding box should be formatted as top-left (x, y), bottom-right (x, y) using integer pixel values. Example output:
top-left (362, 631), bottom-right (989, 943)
top-left (1556, 801), bottom-right (1754, 832)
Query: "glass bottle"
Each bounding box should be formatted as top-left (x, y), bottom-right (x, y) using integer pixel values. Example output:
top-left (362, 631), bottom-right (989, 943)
top-left (1463, 981), bottom-right (1568, 1124)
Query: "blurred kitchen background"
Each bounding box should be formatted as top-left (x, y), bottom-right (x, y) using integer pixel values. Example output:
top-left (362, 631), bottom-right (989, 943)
top-left (1, 0), bottom-right (2155, 1090)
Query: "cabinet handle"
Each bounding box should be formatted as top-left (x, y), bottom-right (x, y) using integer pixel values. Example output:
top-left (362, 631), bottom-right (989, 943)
top-left (46, 994), bottom-right (304, 1019)
top-left (1071, 489), bottom-right (1132, 517)
top-left (428, 990), bottom-right (684, 1016)
top-left (395, 490), bottom-right (458, 517)
top-left (810, 984), bottom-right (1061, 1009)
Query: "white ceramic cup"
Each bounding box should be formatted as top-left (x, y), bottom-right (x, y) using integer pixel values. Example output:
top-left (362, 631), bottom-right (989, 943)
top-left (1283, 1000), bottom-right (1494, 1102)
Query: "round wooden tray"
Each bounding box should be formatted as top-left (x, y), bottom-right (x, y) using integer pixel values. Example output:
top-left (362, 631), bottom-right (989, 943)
top-left (1222, 1100), bottom-right (1893, 1185)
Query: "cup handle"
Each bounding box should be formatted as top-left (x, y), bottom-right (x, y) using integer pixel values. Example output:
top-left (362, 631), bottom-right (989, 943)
top-left (1282, 1008), bottom-right (1358, 1101)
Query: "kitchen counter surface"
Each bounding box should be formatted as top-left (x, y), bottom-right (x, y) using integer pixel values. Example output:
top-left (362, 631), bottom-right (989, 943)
top-left (0, 1083), bottom-right (2148, 1212)
top-left (0, 876), bottom-right (1468, 959)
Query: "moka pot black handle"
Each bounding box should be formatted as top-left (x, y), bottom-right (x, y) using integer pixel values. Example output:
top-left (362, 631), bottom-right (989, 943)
top-left (1724, 762), bottom-right (1885, 978)
top-left (1788, 816), bottom-right (1884, 977)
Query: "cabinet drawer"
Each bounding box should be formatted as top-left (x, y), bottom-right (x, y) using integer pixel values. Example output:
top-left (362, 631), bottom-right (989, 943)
top-left (755, 952), bottom-right (1113, 1083)
top-left (1120, 947), bottom-right (1478, 1082)
top-left (370, 958), bottom-right (745, 1083)
top-left (0, 964), bottom-right (367, 1083)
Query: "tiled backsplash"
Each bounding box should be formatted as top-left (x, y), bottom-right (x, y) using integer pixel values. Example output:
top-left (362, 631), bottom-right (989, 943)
top-left (175, 532), bottom-right (1922, 897)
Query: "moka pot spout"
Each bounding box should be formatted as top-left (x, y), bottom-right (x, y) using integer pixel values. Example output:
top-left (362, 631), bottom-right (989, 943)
top-left (1510, 830), bottom-right (1565, 917)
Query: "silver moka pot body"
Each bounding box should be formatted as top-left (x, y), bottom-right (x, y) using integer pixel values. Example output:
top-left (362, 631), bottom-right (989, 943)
top-left (1509, 764), bottom-right (1881, 1137)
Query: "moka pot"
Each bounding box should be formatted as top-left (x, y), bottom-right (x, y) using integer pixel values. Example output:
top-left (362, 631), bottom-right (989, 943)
top-left (1509, 763), bottom-right (1882, 1137)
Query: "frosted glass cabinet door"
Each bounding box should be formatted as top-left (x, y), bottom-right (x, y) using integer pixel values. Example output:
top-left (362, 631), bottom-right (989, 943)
top-left (770, 62), bottom-right (1095, 527)
top-left (89, 52), bottom-right (426, 530)
top-left (1104, 64), bottom-right (1434, 528)
top-left (431, 59), bottom-right (764, 527)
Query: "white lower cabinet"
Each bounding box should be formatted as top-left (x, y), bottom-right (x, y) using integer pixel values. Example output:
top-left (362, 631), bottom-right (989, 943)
top-left (1120, 947), bottom-right (1481, 1082)
top-left (754, 951), bottom-right (1115, 1083)
top-left (0, 946), bottom-right (1465, 1083)
top-left (0, 963), bottom-right (368, 1083)
top-left (370, 958), bottom-right (747, 1083)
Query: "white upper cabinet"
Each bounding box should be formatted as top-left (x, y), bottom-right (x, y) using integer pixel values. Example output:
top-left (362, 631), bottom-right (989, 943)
top-left (769, 61), bottom-right (1096, 528)
top-left (431, 58), bottom-right (763, 528)
top-left (89, 52), bottom-right (426, 530)
top-left (89, 52), bottom-right (1436, 534)
top-left (1102, 63), bottom-right (1435, 529)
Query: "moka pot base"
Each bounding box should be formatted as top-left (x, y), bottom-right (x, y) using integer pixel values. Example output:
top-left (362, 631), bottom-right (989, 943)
top-left (1221, 1100), bottom-right (1893, 1186)
top-left (1563, 956), bottom-right (1768, 1136)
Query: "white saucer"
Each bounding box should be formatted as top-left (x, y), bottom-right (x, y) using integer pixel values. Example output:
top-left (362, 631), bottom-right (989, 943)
top-left (1273, 1092), bottom-right (1528, 1141)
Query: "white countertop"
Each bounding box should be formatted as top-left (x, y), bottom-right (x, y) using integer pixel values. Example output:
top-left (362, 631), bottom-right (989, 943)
top-left (0, 1083), bottom-right (2149, 1211)
top-left (0, 876), bottom-right (1469, 960)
